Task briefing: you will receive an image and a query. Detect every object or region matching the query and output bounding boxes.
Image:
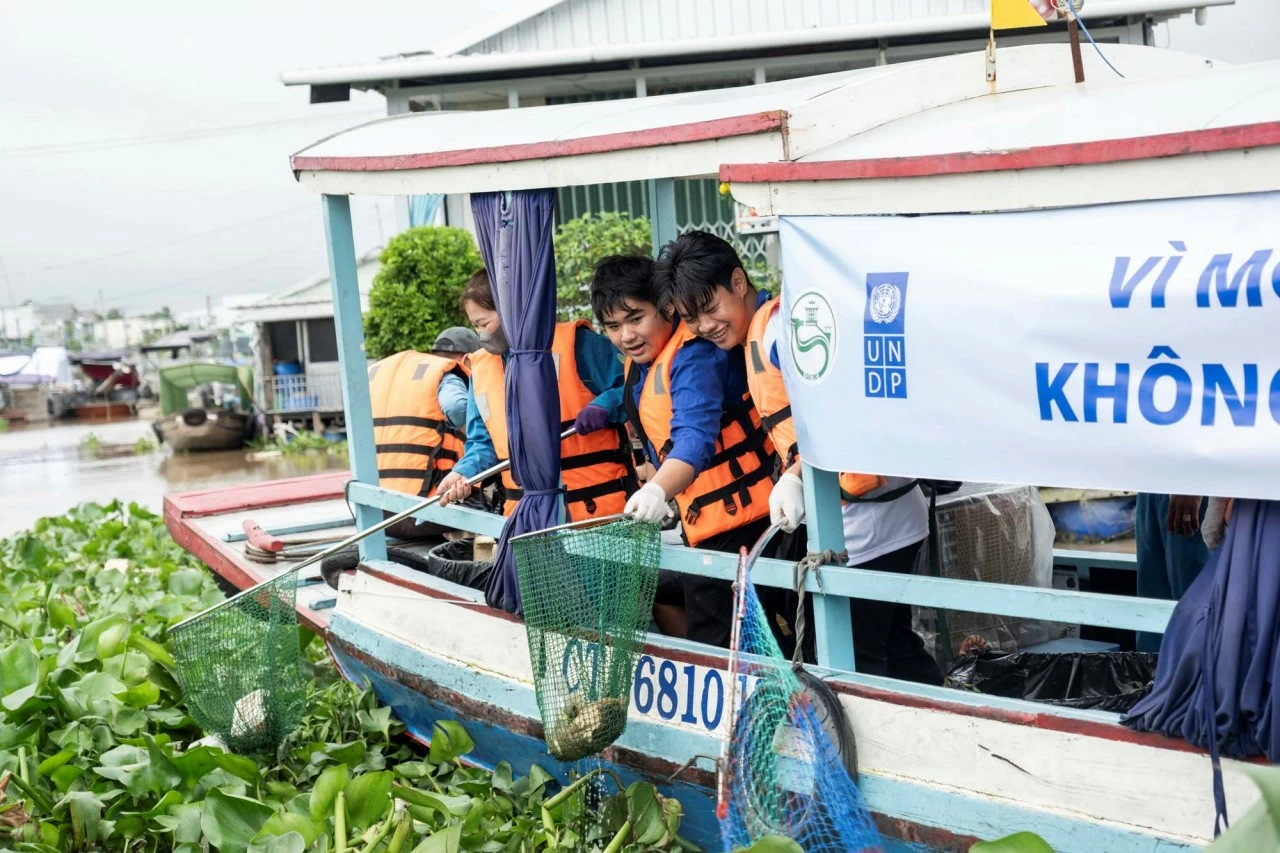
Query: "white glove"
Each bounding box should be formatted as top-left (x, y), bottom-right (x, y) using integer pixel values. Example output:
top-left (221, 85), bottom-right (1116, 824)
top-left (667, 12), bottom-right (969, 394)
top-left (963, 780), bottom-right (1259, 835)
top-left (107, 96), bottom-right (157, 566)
top-left (624, 482), bottom-right (672, 525)
top-left (769, 471), bottom-right (806, 533)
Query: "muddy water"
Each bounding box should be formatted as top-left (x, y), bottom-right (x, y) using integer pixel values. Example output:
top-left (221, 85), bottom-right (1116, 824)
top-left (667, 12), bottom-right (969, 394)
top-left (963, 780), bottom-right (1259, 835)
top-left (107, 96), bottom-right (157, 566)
top-left (0, 414), bottom-right (348, 537)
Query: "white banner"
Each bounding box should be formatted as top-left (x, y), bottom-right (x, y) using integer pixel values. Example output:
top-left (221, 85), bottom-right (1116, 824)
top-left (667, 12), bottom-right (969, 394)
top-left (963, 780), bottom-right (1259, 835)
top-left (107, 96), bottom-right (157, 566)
top-left (778, 193), bottom-right (1280, 499)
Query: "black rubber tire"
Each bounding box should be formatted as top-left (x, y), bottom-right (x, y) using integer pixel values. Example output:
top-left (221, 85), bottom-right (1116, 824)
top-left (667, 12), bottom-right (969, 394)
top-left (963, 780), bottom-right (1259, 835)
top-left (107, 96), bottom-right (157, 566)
top-left (319, 545), bottom-right (436, 590)
top-left (181, 407), bottom-right (208, 427)
top-left (795, 667), bottom-right (859, 782)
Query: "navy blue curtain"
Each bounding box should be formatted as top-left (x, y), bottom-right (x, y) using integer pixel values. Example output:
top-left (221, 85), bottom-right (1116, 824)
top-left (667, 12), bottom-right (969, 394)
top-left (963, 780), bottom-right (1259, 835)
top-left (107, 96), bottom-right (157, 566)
top-left (471, 190), bottom-right (560, 614)
top-left (1124, 499), bottom-right (1280, 831)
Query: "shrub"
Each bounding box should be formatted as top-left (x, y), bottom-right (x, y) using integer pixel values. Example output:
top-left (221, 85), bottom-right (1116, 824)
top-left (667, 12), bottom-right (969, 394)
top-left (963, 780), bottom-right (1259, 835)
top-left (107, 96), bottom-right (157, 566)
top-left (362, 226), bottom-right (482, 360)
top-left (554, 212), bottom-right (652, 321)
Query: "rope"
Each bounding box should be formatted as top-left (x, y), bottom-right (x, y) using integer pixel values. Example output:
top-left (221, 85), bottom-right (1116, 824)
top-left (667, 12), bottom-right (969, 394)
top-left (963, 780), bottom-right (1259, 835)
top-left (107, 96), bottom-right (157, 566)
top-left (791, 549), bottom-right (847, 669)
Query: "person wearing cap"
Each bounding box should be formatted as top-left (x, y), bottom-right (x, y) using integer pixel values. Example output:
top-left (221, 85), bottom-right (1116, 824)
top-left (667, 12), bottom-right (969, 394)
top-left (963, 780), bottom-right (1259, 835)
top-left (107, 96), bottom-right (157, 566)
top-left (437, 269), bottom-right (637, 522)
top-left (366, 325), bottom-right (482, 538)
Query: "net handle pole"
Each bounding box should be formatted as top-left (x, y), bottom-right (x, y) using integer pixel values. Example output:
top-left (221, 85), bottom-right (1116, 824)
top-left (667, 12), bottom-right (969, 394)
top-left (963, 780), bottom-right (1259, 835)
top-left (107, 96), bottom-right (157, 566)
top-left (173, 428), bottom-right (576, 630)
top-left (716, 520), bottom-right (782, 817)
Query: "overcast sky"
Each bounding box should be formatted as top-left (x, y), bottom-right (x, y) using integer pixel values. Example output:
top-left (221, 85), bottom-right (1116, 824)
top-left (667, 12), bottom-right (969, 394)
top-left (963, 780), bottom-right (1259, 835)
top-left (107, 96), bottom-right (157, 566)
top-left (0, 0), bottom-right (1276, 317)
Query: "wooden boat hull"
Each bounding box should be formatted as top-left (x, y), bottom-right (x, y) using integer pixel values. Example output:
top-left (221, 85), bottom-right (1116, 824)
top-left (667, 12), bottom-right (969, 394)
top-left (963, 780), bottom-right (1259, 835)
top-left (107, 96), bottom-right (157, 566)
top-left (72, 400), bottom-right (136, 422)
top-left (165, 476), bottom-right (1257, 853)
top-left (155, 410), bottom-right (249, 452)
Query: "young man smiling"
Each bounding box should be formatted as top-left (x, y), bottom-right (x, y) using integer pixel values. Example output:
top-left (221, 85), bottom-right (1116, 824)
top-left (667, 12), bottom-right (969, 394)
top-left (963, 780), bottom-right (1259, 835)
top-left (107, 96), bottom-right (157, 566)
top-left (583, 254), bottom-right (776, 648)
top-left (659, 231), bottom-right (941, 684)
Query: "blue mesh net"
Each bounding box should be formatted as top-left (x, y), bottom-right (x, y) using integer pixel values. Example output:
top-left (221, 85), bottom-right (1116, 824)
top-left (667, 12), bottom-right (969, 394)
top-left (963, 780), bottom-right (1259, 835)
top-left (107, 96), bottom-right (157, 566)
top-left (719, 578), bottom-right (883, 852)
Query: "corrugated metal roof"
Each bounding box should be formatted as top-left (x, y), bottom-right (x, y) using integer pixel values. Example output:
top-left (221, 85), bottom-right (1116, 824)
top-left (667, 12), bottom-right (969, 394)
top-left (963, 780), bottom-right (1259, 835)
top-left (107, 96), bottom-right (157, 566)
top-left (236, 249), bottom-right (381, 322)
top-left (282, 0), bottom-right (1233, 88)
top-left (462, 0), bottom-right (1209, 55)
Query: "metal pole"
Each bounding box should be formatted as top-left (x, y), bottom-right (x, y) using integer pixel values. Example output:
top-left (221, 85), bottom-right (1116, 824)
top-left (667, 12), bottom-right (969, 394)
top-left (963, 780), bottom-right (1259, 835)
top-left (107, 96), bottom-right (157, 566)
top-left (173, 428), bottom-right (576, 630)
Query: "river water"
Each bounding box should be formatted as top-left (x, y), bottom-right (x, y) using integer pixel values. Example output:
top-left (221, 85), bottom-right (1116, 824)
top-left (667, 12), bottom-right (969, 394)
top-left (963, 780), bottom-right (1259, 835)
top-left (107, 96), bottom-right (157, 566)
top-left (0, 413), bottom-right (348, 538)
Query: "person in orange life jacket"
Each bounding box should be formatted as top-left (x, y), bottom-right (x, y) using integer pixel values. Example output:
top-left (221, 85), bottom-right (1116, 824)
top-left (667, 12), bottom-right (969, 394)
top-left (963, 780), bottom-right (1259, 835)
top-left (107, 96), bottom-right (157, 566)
top-left (663, 230), bottom-right (942, 684)
top-left (435, 269), bottom-right (635, 521)
top-left (371, 325), bottom-right (481, 540)
top-left (584, 254), bottom-right (776, 649)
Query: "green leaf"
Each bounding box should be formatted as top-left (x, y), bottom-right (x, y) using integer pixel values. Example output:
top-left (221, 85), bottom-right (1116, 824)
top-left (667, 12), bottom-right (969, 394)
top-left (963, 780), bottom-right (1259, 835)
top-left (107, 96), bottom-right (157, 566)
top-left (625, 781), bottom-right (665, 845)
top-left (969, 832), bottom-right (1056, 853)
top-left (309, 763), bottom-right (349, 822)
top-left (247, 831), bottom-right (307, 853)
top-left (343, 770), bottom-right (394, 830)
top-left (411, 822), bottom-right (462, 853)
top-left (392, 784), bottom-right (472, 817)
top-left (115, 680), bottom-right (161, 709)
top-left (0, 640), bottom-right (39, 694)
top-left (58, 791), bottom-right (107, 847)
top-left (92, 738), bottom-right (181, 797)
top-left (256, 811), bottom-right (322, 846)
top-left (127, 634), bottom-right (176, 669)
top-left (428, 720), bottom-right (474, 764)
top-left (47, 599), bottom-right (77, 631)
top-left (738, 837), bottom-right (806, 853)
top-left (50, 765), bottom-right (82, 793)
top-left (200, 787), bottom-right (275, 853)
top-left (77, 615), bottom-right (127, 662)
top-left (491, 761), bottom-right (512, 792)
top-left (37, 749), bottom-right (76, 776)
top-left (1204, 765), bottom-right (1280, 851)
top-left (210, 750), bottom-right (263, 786)
top-left (360, 706), bottom-right (394, 741)
top-left (168, 569), bottom-right (207, 596)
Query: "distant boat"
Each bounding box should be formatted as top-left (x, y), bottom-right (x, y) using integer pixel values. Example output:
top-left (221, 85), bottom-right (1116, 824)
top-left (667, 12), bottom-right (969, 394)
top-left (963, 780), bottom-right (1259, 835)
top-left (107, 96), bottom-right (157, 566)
top-left (152, 362), bottom-right (257, 452)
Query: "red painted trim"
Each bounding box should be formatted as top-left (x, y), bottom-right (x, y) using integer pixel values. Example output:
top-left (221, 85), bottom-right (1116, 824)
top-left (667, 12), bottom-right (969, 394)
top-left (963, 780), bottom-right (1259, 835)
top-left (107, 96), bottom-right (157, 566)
top-left (291, 111), bottom-right (786, 173)
top-left (164, 498), bottom-right (330, 634)
top-left (720, 120), bottom-right (1280, 183)
top-left (165, 472), bottom-right (349, 519)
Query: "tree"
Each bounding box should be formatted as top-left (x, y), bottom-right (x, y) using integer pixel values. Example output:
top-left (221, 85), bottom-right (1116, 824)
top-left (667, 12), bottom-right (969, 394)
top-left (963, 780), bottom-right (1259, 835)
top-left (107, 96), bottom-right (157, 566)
top-left (363, 226), bottom-right (483, 360)
top-left (105, 308), bottom-right (123, 320)
top-left (553, 212), bottom-right (651, 321)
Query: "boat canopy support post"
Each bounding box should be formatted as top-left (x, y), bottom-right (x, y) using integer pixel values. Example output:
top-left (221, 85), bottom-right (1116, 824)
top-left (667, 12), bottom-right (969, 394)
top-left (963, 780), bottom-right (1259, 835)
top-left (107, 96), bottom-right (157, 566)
top-left (647, 178), bottom-right (677, 254)
top-left (804, 464), bottom-right (855, 671)
top-left (322, 194), bottom-right (387, 563)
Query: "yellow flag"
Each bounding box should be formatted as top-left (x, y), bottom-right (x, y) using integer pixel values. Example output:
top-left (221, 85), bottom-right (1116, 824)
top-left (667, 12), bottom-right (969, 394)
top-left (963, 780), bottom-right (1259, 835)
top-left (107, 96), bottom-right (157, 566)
top-left (991, 0), bottom-right (1050, 30)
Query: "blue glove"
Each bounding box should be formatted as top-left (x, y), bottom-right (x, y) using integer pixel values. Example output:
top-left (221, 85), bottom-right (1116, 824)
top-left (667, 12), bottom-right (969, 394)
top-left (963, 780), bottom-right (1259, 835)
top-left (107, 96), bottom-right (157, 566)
top-left (572, 404), bottom-right (610, 436)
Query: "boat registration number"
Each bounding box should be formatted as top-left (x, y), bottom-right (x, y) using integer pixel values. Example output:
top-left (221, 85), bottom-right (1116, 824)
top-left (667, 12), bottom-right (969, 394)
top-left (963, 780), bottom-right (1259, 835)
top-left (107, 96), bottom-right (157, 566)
top-left (558, 639), bottom-right (751, 734)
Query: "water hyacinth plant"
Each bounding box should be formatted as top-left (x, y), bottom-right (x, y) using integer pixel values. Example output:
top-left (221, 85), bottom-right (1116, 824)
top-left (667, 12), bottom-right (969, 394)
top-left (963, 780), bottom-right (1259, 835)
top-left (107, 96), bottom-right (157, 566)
top-left (0, 501), bottom-right (793, 852)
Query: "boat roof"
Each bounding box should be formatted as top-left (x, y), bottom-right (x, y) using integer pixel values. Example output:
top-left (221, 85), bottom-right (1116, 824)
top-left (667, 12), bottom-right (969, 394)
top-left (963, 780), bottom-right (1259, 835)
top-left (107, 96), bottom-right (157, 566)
top-left (291, 43), bottom-right (1277, 208)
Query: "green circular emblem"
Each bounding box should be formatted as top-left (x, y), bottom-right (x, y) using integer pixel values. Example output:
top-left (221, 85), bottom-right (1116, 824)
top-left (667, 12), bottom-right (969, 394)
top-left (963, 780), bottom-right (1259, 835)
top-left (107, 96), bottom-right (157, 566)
top-left (789, 291), bottom-right (837, 384)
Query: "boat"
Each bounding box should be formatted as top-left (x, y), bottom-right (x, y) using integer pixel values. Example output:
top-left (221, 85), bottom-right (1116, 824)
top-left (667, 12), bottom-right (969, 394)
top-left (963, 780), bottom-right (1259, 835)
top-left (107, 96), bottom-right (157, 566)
top-left (67, 349), bottom-right (141, 421)
top-left (167, 43), bottom-right (1280, 852)
top-left (153, 362), bottom-right (257, 452)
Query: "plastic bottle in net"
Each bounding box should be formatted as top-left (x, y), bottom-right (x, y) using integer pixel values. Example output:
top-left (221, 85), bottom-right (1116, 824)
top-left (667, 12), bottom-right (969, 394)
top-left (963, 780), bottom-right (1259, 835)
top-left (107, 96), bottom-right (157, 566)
top-left (720, 579), bottom-right (883, 852)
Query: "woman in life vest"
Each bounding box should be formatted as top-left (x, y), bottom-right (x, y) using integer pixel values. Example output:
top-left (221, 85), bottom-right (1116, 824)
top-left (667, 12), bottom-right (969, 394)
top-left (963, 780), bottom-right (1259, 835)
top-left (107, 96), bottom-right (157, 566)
top-left (436, 269), bottom-right (636, 522)
top-left (663, 230), bottom-right (941, 685)
top-left (586, 254), bottom-right (776, 648)
top-left (368, 325), bottom-right (480, 539)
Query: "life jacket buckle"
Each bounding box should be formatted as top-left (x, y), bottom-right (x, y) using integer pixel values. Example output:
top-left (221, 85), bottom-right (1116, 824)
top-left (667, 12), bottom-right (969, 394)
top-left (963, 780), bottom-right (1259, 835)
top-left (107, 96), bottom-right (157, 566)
top-left (585, 498), bottom-right (598, 515)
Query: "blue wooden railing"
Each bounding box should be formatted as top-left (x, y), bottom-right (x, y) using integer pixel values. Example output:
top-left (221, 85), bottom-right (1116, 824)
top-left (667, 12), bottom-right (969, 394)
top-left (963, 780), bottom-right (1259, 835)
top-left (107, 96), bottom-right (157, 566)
top-left (322, 189), bottom-right (1174, 674)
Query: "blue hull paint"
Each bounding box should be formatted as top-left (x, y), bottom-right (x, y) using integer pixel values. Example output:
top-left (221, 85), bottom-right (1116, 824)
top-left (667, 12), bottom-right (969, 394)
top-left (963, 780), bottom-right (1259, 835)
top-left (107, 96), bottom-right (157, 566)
top-left (325, 615), bottom-right (1198, 853)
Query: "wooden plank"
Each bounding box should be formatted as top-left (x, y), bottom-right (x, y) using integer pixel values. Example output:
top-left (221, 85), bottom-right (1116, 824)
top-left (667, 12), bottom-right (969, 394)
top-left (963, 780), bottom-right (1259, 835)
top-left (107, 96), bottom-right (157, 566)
top-left (164, 472), bottom-right (348, 519)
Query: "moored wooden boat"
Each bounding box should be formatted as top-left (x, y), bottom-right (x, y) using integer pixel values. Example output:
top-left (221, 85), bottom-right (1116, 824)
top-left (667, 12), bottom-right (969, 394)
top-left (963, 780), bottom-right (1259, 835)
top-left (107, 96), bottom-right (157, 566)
top-left (167, 42), bottom-right (1280, 852)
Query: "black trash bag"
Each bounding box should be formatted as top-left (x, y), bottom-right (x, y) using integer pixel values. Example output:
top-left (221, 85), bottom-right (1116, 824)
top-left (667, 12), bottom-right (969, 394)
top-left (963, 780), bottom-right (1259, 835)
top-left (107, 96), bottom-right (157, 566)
top-left (426, 539), bottom-right (493, 592)
top-left (320, 545), bottom-right (434, 590)
top-left (946, 649), bottom-right (1159, 713)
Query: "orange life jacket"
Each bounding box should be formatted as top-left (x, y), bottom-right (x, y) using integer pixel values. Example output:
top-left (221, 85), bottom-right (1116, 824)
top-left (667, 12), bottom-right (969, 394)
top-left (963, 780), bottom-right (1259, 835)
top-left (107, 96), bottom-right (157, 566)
top-left (469, 320), bottom-right (636, 521)
top-left (625, 322), bottom-right (776, 547)
top-left (745, 296), bottom-right (885, 501)
top-left (368, 351), bottom-right (468, 497)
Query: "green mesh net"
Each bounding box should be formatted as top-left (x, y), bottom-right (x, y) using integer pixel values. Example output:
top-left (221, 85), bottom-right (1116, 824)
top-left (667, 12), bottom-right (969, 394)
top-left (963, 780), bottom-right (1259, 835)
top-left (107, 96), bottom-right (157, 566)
top-left (514, 518), bottom-right (661, 761)
top-left (719, 574), bottom-right (883, 851)
top-left (169, 568), bottom-right (306, 755)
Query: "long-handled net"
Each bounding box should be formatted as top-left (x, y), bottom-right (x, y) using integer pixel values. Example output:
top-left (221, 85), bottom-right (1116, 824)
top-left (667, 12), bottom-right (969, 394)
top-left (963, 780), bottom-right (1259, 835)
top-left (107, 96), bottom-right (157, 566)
top-left (719, 540), bottom-right (883, 852)
top-left (169, 568), bottom-right (306, 755)
top-left (514, 516), bottom-right (660, 761)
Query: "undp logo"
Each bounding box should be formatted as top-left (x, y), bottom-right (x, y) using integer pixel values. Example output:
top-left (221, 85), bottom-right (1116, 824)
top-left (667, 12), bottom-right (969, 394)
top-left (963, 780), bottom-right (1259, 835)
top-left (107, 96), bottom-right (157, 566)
top-left (789, 291), bottom-right (837, 385)
top-left (863, 272), bottom-right (909, 399)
